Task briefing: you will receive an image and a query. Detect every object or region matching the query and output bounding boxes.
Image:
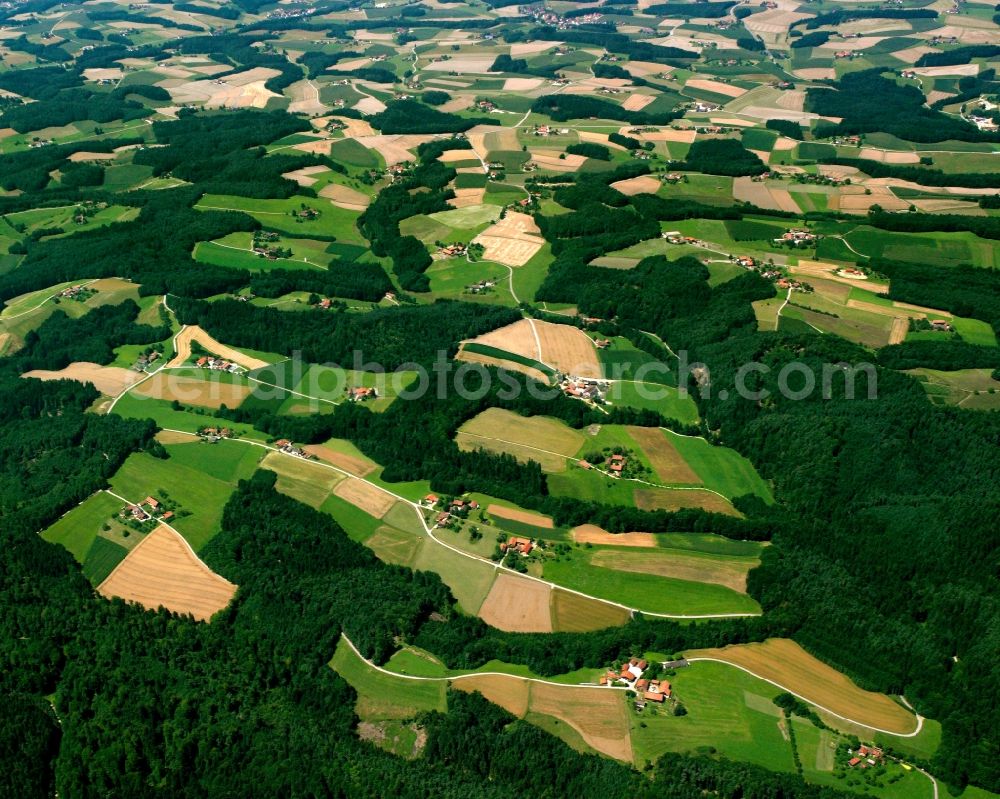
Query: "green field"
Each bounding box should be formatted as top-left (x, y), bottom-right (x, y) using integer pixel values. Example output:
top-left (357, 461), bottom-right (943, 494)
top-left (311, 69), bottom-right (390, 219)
top-left (41, 490), bottom-right (126, 563)
top-left (108, 443), bottom-right (262, 551)
top-left (606, 381), bottom-right (699, 425)
top-left (632, 659), bottom-right (795, 770)
top-left (195, 194), bottom-right (367, 244)
top-left (329, 138), bottom-right (381, 169)
top-left (82, 537), bottom-right (129, 585)
top-left (330, 637), bottom-right (447, 759)
top-left (667, 431), bottom-right (774, 503)
top-left (543, 547), bottom-right (761, 616)
top-left (111, 394), bottom-right (270, 441)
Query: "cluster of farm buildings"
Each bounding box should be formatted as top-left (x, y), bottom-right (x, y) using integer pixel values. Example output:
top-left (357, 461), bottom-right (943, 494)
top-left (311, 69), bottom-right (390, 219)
top-left (773, 228), bottom-right (818, 247)
top-left (599, 657), bottom-right (672, 705)
top-left (499, 536), bottom-right (534, 555)
top-left (424, 494), bottom-right (481, 526)
top-left (274, 439), bottom-right (312, 459)
top-left (195, 356), bottom-right (243, 374)
top-left (561, 376), bottom-right (609, 402)
top-left (847, 745), bottom-right (886, 769)
top-left (120, 495), bottom-right (173, 524)
top-left (59, 284), bottom-right (94, 300)
top-left (198, 426), bottom-right (235, 442)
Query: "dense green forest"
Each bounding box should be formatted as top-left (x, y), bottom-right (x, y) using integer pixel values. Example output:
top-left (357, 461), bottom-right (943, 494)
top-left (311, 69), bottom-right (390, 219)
top-left (809, 70), bottom-right (997, 143)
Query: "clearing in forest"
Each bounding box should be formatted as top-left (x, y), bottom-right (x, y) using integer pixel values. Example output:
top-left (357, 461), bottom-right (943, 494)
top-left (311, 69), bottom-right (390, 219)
top-left (97, 525), bottom-right (237, 622)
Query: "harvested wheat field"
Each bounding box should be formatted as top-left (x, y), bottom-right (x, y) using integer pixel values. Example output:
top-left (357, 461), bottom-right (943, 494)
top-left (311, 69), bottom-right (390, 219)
top-left (630, 126), bottom-right (696, 143)
top-left (155, 429), bottom-right (199, 444)
top-left (67, 151), bottom-right (117, 162)
top-left (97, 526), bottom-right (237, 622)
top-left (774, 90), bottom-right (806, 112)
top-left (912, 63), bottom-right (980, 78)
top-left (510, 40), bottom-right (559, 57)
top-left (620, 93), bottom-right (656, 111)
top-left (438, 148), bottom-right (478, 163)
top-left (489, 504), bottom-right (554, 528)
top-left (571, 525), bottom-right (658, 547)
top-left (166, 67), bottom-right (282, 108)
top-left (535, 319), bottom-right (602, 377)
top-left (168, 326), bottom-right (270, 370)
top-left (291, 139), bottom-right (332, 155)
top-left (423, 56), bottom-right (498, 74)
top-left (287, 79), bottom-right (326, 115)
top-left (551, 588), bottom-right (631, 632)
top-left (452, 674), bottom-right (531, 716)
top-left (472, 212), bottom-right (545, 266)
top-left (858, 148), bottom-right (920, 164)
top-left (330, 116), bottom-right (375, 137)
top-left (503, 77), bottom-right (544, 91)
top-left (838, 186), bottom-right (908, 213)
top-left (303, 444), bottom-right (376, 476)
top-left (529, 149), bottom-right (587, 172)
top-left (478, 572), bottom-right (553, 632)
top-left (793, 67), bottom-right (836, 80)
top-left (610, 174), bottom-right (661, 196)
top-left (626, 426), bottom-right (700, 484)
top-left (624, 60), bottom-right (675, 77)
top-left (462, 318), bottom-right (541, 356)
top-left (131, 373), bottom-right (252, 409)
top-left (529, 682), bottom-right (633, 762)
top-left (686, 639), bottom-right (919, 734)
top-left (686, 78), bottom-right (745, 98)
top-left (334, 478), bottom-right (397, 518)
top-left (82, 67), bottom-right (123, 82)
top-left (888, 317), bottom-right (908, 345)
top-left (449, 187), bottom-right (487, 208)
top-left (591, 549), bottom-right (752, 592)
top-left (353, 134), bottom-right (411, 165)
top-left (283, 164), bottom-right (328, 186)
top-left (319, 183), bottom-right (371, 210)
top-left (353, 96), bottom-right (386, 115)
top-left (578, 130), bottom-right (616, 148)
top-left (22, 362), bottom-right (143, 396)
top-left (634, 487), bottom-right (737, 515)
